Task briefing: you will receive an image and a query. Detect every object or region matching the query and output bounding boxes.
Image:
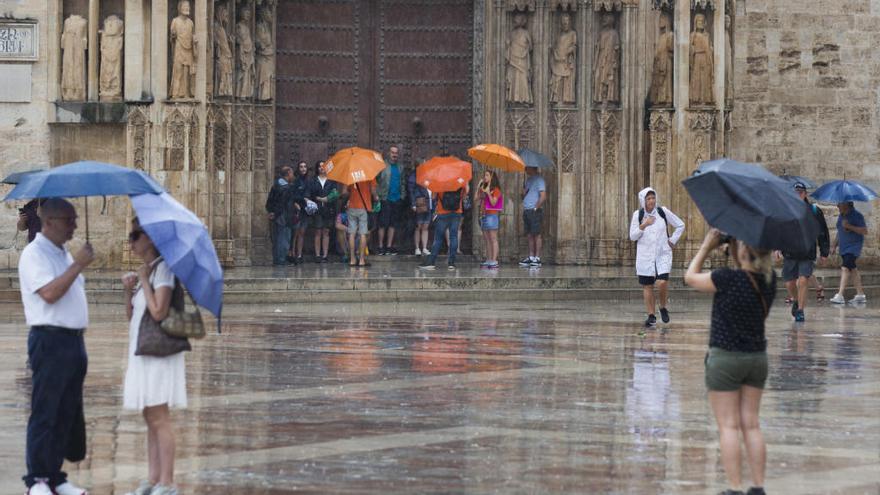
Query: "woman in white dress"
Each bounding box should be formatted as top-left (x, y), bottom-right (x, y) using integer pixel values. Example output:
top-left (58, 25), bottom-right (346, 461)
top-left (121, 219), bottom-right (186, 495)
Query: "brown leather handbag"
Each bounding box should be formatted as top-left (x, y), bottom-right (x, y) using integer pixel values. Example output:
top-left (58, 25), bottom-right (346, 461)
top-left (160, 280), bottom-right (206, 339)
top-left (135, 277), bottom-right (192, 357)
top-left (415, 196), bottom-right (429, 214)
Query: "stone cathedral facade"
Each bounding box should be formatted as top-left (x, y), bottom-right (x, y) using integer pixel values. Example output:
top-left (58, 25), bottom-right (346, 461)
top-left (0, 0), bottom-right (877, 268)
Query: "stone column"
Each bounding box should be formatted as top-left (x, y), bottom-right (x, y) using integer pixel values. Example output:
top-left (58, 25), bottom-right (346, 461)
top-left (124, 0), bottom-right (144, 100)
top-left (713, 0), bottom-right (726, 153)
top-left (151, 0), bottom-right (168, 100)
top-left (88, 0), bottom-right (100, 100)
top-left (619, 0), bottom-right (643, 265)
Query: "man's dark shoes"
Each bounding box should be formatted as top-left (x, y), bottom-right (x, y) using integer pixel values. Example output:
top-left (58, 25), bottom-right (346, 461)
top-left (717, 491), bottom-right (745, 495)
top-left (746, 488), bottom-right (766, 495)
top-left (659, 307), bottom-right (670, 323)
top-left (790, 301), bottom-right (799, 317)
top-left (286, 255), bottom-right (296, 263)
top-left (644, 314), bottom-right (657, 327)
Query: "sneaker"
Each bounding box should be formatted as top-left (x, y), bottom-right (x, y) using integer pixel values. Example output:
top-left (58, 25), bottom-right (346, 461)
top-left (418, 263), bottom-right (436, 271)
top-left (795, 309), bottom-right (805, 322)
top-left (850, 294), bottom-right (867, 303)
top-left (717, 491), bottom-right (745, 495)
top-left (415, 248), bottom-right (422, 256)
top-left (448, 264), bottom-right (456, 270)
top-left (54, 482), bottom-right (89, 495)
top-left (149, 486), bottom-right (177, 495)
top-left (644, 314), bottom-right (657, 327)
top-left (518, 257), bottom-right (533, 266)
top-left (388, 248), bottom-right (398, 255)
top-left (125, 481), bottom-right (154, 495)
top-left (286, 255), bottom-right (296, 263)
top-left (746, 488), bottom-right (766, 495)
top-left (529, 257), bottom-right (542, 266)
top-left (790, 301), bottom-right (799, 317)
top-left (659, 307), bottom-right (670, 323)
top-left (830, 293), bottom-right (846, 304)
top-left (487, 261), bottom-right (500, 269)
top-left (480, 260), bottom-right (491, 267)
top-left (26, 482), bottom-right (53, 495)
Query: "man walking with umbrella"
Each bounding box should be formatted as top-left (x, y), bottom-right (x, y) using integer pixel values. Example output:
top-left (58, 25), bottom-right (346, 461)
top-left (830, 201), bottom-right (868, 304)
top-left (19, 198), bottom-right (94, 495)
top-left (781, 182), bottom-right (829, 321)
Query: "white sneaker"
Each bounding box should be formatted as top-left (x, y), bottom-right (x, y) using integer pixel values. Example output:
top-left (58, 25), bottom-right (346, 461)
top-left (54, 482), bottom-right (88, 495)
top-left (150, 486), bottom-right (178, 495)
top-left (26, 482), bottom-right (53, 495)
top-left (829, 293), bottom-right (846, 304)
top-left (850, 294), bottom-right (867, 303)
top-left (414, 248), bottom-right (422, 256)
top-left (125, 481), bottom-right (154, 495)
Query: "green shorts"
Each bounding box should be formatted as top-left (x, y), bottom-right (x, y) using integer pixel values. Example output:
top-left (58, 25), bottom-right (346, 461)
top-left (704, 347), bottom-right (768, 391)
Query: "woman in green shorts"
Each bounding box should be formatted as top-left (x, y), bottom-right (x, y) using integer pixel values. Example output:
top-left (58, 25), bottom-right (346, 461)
top-left (685, 229), bottom-right (776, 495)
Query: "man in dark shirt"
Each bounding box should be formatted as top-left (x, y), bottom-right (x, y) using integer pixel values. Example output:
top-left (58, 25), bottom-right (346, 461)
top-left (781, 183), bottom-right (829, 322)
top-left (265, 166), bottom-right (295, 265)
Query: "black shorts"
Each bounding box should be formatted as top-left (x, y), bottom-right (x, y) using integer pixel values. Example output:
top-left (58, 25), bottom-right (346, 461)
top-left (378, 200), bottom-right (403, 228)
top-left (638, 273), bottom-right (669, 286)
top-left (523, 208), bottom-right (543, 235)
top-left (842, 254), bottom-right (858, 270)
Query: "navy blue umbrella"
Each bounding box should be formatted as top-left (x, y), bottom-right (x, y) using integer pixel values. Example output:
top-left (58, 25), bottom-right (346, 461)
top-left (682, 158), bottom-right (819, 253)
top-left (778, 174), bottom-right (816, 190)
top-left (811, 179), bottom-right (878, 203)
top-left (516, 148), bottom-right (554, 169)
top-left (4, 160), bottom-right (165, 240)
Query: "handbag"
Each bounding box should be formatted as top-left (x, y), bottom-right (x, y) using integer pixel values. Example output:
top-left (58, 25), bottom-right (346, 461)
top-left (415, 196), bottom-right (428, 214)
top-left (135, 266), bottom-right (193, 357)
top-left (161, 279), bottom-right (206, 339)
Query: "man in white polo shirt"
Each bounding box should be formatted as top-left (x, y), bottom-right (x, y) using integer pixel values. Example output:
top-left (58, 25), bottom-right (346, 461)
top-left (19, 198), bottom-right (94, 495)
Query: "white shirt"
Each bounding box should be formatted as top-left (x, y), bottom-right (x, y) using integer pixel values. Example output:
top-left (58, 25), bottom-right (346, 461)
top-left (18, 233), bottom-right (89, 329)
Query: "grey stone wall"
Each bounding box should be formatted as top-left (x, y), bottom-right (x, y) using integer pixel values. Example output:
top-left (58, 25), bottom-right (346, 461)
top-left (731, 0), bottom-right (880, 263)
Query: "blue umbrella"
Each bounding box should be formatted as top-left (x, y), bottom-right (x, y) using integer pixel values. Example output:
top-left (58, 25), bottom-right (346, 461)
top-left (130, 192), bottom-right (223, 321)
top-left (2, 168), bottom-right (46, 185)
top-left (778, 174), bottom-right (816, 190)
top-left (811, 179), bottom-right (878, 203)
top-left (516, 148), bottom-right (554, 169)
top-left (4, 161), bottom-right (165, 240)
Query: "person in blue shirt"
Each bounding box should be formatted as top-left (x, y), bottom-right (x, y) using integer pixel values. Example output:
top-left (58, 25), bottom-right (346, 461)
top-left (830, 201), bottom-right (868, 304)
top-left (376, 145), bottom-right (407, 255)
top-left (518, 167), bottom-right (546, 267)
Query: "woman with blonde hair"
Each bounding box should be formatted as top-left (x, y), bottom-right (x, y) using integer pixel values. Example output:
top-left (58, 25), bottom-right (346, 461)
top-left (685, 229), bottom-right (775, 495)
top-left (121, 219), bottom-right (187, 495)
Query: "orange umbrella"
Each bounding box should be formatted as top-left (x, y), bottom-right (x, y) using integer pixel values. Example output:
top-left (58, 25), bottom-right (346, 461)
top-left (416, 156), bottom-right (473, 193)
top-left (325, 147), bottom-right (386, 185)
top-left (467, 144), bottom-right (526, 173)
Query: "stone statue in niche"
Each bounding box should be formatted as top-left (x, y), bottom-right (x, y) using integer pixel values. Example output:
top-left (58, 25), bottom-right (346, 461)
top-left (170, 0), bottom-right (196, 99)
top-left (99, 15), bottom-right (124, 101)
top-left (236, 7), bottom-right (256, 98)
top-left (725, 14), bottom-right (733, 104)
top-left (649, 14), bottom-right (674, 106)
top-left (593, 13), bottom-right (620, 105)
top-left (505, 12), bottom-right (533, 104)
top-left (689, 13), bottom-right (714, 106)
top-left (60, 15), bottom-right (88, 101)
top-left (214, 3), bottom-right (234, 96)
top-left (255, 7), bottom-right (274, 100)
top-left (549, 13), bottom-right (577, 104)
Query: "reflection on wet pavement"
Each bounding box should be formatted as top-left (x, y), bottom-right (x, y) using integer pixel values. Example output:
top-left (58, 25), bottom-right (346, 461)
top-left (0, 301), bottom-right (878, 494)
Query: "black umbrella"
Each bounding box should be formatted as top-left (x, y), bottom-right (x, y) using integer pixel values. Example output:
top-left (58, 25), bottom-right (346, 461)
top-left (516, 148), bottom-right (554, 168)
top-left (778, 174), bottom-right (816, 190)
top-left (2, 169), bottom-right (45, 185)
top-left (682, 158), bottom-right (819, 253)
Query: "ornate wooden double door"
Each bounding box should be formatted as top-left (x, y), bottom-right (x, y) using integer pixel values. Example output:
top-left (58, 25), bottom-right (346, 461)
top-left (275, 0), bottom-right (476, 168)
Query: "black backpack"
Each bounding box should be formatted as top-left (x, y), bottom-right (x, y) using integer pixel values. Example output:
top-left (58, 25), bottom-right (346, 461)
top-left (441, 188), bottom-right (463, 211)
top-left (638, 207), bottom-right (670, 237)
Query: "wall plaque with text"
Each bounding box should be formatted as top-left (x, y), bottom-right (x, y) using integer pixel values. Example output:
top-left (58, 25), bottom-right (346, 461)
top-left (0, 21), bottom-right (38, 61)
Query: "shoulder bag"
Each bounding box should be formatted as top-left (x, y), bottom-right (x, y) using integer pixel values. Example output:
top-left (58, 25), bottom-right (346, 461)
top-left (135, 268), bottom-right (193, 357)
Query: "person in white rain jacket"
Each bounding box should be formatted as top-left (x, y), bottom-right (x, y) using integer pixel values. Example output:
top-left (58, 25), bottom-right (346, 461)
top-left (629, 187), bottom-right (685, 327)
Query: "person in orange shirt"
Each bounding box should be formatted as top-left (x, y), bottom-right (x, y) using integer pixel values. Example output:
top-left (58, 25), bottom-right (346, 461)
top-left (343, 180), bottom-right (377, 267)
top-left (419, 183), bottom-right (470, 271)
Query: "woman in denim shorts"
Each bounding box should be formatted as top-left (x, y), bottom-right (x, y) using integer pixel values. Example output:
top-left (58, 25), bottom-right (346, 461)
top-left (685, 229), bottom-right (777, 495)
top-left (476, 170), bottom-right (503, 268)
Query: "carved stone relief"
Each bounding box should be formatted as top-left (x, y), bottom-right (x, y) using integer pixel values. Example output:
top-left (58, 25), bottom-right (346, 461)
top-left (60, 15), bottom-right (88, 101)
top-left (689, 13), bottom-right (714, 106)
top-left (648, 111), bottom-right (672, 173)
top-left (233, 107), bottom-right (253, 170)
top-left (236, 7), bottom-right (256, 98)
top-left (209, 107), bottom-right (230, 171)
top-left (254, 108), bottom-right (272, 170)
top-left (549, 13), bottom-right (577, 105)
top-left (128, 107), bottom-right (150, 170)
top-left (99, 15), bottom-right (124, 101)
top-left (593, 13), bottom-right (620, 106)
top-left (725, 14), bottom-right (733, 104)
top-left (506, 12), bottom-right (533, 105)
top-left (594, 0), bottom-right (624, 11)
top-left (170, 0), bottom-right (197, 99)
top-left (165, 108), bottom-right (187, 170)
top-left (505, 110), bottom-right (536, 151)
top-left (652, 0), bottom-right (673, 9)
top-left (255, 7), bottom-right (274, 101)
top-left (692, 0), bottom-right (715, 10)
top-left (549, 0), bottom-right (577, 10)
top-left (649, 14), bottom-right (674, 107)
top-left (551, 111), bottom-right (577, 173)
top-left (214, 3), bottom-right (234, 97)
top-left (506, 0), bottom-right (536, 11)
top-left (594, 110), bottom-right (619, 172)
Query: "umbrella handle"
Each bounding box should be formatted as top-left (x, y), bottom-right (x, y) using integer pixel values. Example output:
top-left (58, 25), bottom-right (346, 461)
top-left (84, 196), bottom-right (89, 242)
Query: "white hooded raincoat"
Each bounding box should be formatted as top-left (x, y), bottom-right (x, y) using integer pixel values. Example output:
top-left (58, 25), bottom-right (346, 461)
top-left (629, 187), bottom-right (685, 277)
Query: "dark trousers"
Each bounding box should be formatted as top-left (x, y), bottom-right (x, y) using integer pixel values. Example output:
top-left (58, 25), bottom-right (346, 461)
top-left (427, 213), bottom-right (462, 266)
top-left (272, 223), bottom-right (292, 264)
top-left (24, 328), bottom-right (88, 488)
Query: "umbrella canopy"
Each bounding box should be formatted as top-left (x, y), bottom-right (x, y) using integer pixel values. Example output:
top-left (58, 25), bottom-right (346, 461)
top-left (4, 160), bottom-right (163, 200)
top-left (416, 156), bottom-right (472, 193)
top-left (811, 179), bottom-right (878, 203)
top-left (131, 192), bottom-right (223, 319)
top-left (516, 148), bottom-right (554, 169)
top-left (682, 158), bottom-right (819, 253)
top-left (325, 147), bottom-right (386, 185)
top-left (468, 144), bottom-right (525, 173)
top-left (2, 169), bottom-right (46, 185)
top-left (778, 174), bottom-right (816, 190)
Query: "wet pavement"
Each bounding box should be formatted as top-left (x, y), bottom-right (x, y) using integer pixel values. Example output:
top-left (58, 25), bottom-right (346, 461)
top-left (0, 299), bottom-right (878, 494)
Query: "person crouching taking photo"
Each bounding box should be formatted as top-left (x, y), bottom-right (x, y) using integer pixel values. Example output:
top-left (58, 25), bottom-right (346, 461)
top-left (684, 229), bottom-right (775, 495)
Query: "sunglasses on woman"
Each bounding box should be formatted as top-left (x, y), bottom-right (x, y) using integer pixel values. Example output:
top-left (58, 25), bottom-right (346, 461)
top-left (128, 229), bottom-right (145, 242)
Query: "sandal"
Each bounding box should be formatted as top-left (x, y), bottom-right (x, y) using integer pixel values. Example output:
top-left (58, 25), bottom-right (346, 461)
top-left (816, 285), bottom-right (825, 301)
top-left (784, 296), bottom-right (793, 304)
